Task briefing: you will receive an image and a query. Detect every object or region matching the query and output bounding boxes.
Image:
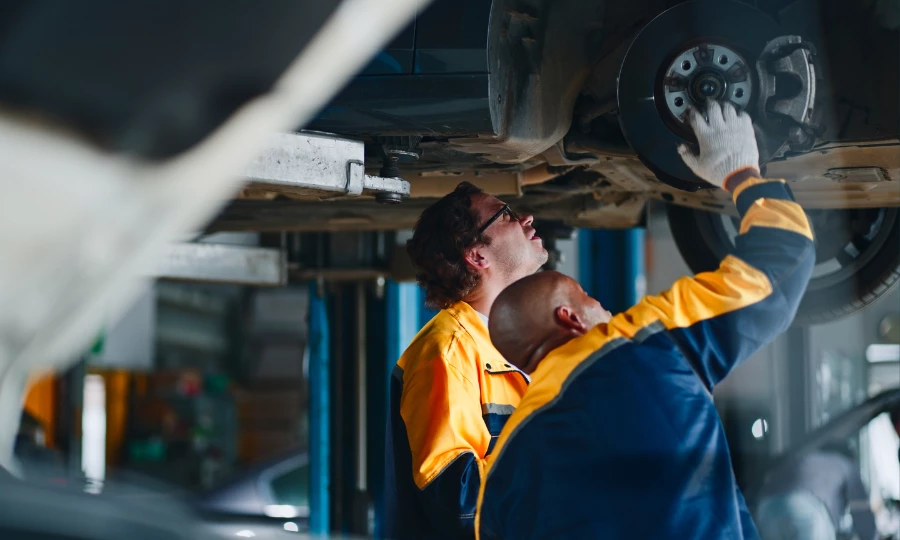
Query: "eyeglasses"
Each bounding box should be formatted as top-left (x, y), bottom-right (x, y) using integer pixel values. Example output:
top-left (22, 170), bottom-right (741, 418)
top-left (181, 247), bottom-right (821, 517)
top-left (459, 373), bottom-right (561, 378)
top-left (476, 203), bottom-right (521, 235)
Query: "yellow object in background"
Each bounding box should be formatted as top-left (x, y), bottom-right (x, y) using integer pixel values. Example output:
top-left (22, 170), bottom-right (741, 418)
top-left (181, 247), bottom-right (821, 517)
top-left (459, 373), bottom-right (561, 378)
top-left (24, 373), bottom-right (57, 448)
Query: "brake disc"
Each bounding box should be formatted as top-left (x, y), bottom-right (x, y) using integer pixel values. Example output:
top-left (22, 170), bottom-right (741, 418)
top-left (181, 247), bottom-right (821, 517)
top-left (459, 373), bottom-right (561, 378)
top-left (617, 0), bottom-right (780, 191)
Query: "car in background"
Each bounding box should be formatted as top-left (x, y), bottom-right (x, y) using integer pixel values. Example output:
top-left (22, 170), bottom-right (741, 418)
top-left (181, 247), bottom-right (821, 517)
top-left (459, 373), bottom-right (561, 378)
top-left (747, 387), bottom-right (900, 539)
top-left (0, 475), bottom-right (355, 540)
top-left (4, 446), bottom-right (328, 539)
top-left (197, 450), bottom-right (312, 535)
top-left (0, 473), bottom-right (213, 539)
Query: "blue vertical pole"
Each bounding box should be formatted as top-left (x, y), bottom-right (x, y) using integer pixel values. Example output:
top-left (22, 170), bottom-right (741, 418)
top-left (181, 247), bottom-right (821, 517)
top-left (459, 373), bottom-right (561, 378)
top-left (577, 229), bottom-right (596, 298)
top-left (578, 229), bottom-right (646, 314)
top-left (376, 280), bottom-right (421, 537)
top-left (623, 228), bottom-right (646, 307)
top-left (308, 282), bottom-right (330, 535)
top-left (578, 229), bottom-right (617, 310)
top-left (386, 281), bottom-right (421, 380)
top-left (418, 286), bottom-right (438, 329)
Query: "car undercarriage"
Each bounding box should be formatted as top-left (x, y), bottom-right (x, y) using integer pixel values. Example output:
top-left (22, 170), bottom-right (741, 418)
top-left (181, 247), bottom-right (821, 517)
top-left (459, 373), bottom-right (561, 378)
top-left (0, 0), bottom-right (897, 328)
top-left (215, 0), bottom-right (900, 324)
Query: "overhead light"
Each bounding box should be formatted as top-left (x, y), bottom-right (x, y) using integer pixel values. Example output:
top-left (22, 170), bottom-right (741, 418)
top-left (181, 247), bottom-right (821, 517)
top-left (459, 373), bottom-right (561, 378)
top-left (284, 522), bottom-right (300, 533)
top-left (866, 344), bottom-right (900, 363)
top-left (235, 531), bottom-right (256, 538)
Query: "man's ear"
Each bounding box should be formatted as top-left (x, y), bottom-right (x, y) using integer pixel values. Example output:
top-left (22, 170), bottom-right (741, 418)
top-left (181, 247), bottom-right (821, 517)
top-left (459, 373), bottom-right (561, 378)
top-left (554, 305), bottom-right (590, 335)
top-left (464, 245), bottom-right (490, 271)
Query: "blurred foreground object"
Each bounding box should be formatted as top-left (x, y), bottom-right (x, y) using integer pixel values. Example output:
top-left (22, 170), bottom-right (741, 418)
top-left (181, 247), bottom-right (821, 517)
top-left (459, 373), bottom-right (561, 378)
top-left (0, 0), bottom-right (424, 475)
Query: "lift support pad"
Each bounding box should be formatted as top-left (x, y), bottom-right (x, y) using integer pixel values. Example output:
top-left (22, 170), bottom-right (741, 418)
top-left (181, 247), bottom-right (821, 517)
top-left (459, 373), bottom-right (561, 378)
top-left (244, 132), bottom-right (410, 200)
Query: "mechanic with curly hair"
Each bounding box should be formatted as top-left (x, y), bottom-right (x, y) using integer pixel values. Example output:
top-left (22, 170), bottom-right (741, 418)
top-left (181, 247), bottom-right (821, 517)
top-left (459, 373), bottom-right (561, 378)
top-left (384, 173), bottom-right (555, 539)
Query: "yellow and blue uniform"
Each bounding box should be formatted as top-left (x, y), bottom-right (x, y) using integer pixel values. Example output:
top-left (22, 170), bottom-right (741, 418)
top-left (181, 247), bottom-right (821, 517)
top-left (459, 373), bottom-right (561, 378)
top-left (476, 177), bottom-right (815, 540)
top-left (386, 301), bottom-right (529, 539)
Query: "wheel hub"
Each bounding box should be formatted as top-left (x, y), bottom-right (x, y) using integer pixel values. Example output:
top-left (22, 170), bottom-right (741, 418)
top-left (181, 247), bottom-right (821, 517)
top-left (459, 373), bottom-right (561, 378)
top-left (663, 44), bottom-right (752, 123)
top-left (617, 0), bottom-right (781, 191)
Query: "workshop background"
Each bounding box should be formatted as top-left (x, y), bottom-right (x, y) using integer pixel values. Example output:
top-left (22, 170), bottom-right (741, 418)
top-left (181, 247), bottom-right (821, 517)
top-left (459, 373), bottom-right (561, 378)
top-left (2, 0), bottom-right (897, 538)
top-left (18, 204), bottom-right (900, 536)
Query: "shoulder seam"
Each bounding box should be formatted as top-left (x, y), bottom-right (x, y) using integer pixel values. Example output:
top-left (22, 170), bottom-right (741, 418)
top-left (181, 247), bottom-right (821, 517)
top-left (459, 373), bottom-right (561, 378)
top-left (484, 337), bottom-right (629, 483)
top-left (403, 331), bottom-right (479, 390)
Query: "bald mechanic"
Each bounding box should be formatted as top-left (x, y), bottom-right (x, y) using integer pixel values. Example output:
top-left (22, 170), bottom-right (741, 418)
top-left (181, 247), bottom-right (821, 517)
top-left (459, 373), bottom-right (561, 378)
top-left (476, 102), bottom-right (816, 540)
top-left (384, 181), bottom-right (549, 539)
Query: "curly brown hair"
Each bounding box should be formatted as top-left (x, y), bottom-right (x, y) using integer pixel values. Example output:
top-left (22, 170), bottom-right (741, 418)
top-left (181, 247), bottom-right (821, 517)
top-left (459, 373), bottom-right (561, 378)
top-left (406, 182), bottom-right (491, 310)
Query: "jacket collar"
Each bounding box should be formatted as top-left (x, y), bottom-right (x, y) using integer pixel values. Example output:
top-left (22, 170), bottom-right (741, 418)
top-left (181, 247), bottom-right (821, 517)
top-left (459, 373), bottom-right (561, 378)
top-left (446, 301), bottom-right (526, 378)
top-left (445, 301), bottom-right (488, 341)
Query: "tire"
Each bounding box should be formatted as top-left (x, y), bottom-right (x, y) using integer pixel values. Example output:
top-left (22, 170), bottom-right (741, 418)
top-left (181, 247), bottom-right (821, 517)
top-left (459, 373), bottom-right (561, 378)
top-left (666, 204), bottom-right (900, 325)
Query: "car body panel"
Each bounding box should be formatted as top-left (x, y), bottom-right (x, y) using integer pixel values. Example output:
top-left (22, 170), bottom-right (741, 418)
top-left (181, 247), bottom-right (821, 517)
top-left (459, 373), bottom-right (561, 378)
top-left (198, 450), bottom-right (310, 526)
top-left (300, 0), bottom-right (898, 223)
top-left (747, 387), bottom-right (900, 503)
top-left (309, 0), bottom-right (492, 137)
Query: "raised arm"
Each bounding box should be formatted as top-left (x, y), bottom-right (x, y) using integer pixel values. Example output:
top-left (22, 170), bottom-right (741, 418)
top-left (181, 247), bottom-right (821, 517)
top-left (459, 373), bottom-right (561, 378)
top-left (620, 102), bottom-right (815, 389)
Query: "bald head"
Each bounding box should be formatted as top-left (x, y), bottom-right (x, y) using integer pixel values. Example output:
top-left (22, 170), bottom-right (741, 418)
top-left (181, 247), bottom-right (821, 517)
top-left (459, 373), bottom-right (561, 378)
top-left (489, 271), bottom-right (611, 374)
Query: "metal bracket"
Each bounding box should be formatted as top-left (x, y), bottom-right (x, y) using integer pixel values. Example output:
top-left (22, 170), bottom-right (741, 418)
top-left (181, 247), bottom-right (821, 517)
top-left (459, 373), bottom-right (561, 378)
top-left (756, 35), bottom-right (823, 152)
top-left (346, 160), bottom-right (365, 196)
top-left (363, 174), bottom-right (409, 195)
top-left (244, 132), bottom-right (409, 199)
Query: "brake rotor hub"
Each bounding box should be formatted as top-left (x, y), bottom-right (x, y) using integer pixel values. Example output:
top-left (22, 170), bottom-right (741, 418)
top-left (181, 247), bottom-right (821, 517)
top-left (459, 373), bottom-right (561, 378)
top-left (617, 0), bottom-right (781, 191)
top-left (663, 44), bottom-right (752, 122)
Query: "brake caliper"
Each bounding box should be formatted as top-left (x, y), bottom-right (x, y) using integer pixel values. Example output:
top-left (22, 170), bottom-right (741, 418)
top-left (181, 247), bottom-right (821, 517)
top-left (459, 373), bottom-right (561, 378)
top-left (755, 35), bottom-right (823, 154)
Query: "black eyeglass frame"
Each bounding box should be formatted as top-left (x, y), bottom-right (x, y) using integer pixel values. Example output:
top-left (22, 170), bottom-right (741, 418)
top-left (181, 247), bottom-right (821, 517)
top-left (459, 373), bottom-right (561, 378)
top-left (476, 203), bottom-right (521, 235)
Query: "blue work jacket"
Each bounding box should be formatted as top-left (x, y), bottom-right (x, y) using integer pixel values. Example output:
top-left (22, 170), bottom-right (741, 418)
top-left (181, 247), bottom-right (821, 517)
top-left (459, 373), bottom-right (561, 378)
top-left (477, 177), bottom-right (816, 540)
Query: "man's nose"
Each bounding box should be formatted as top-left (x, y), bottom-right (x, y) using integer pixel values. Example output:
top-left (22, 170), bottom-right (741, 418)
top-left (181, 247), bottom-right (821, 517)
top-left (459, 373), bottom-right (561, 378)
top-left (519, 213), bottom-right (535, 227)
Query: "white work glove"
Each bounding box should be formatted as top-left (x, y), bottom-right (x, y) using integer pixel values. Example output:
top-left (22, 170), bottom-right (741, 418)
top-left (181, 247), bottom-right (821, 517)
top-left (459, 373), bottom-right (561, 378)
top-left (677, 101), bottom-right (760, 189)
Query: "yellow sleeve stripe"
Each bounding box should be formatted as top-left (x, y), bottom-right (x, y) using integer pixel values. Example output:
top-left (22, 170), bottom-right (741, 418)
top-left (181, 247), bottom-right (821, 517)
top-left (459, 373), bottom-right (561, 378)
top-left (739, 199), bottom-right (814, 240)
top-left (477, 255), bottom-right (773, 527)
top-left (414, 448), bottom-right (485, 491)
top-left (731, 177), bottom-right (786, 201)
